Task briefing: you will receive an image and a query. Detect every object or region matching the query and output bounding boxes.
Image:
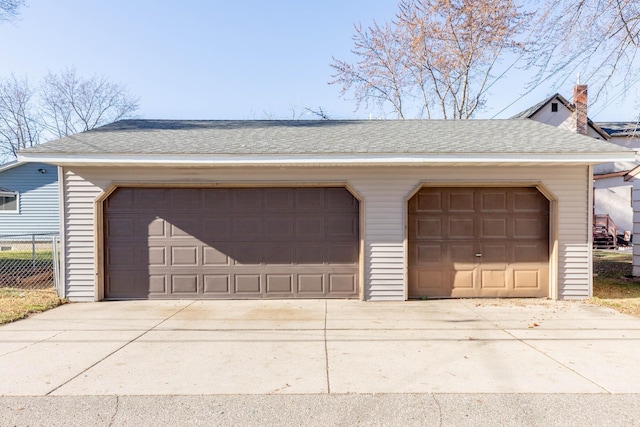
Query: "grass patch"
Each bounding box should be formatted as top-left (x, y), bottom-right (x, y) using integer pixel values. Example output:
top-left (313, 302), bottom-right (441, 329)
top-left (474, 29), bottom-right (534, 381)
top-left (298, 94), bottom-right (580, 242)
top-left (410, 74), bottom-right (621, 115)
top-left (0, 288), bottom-right (65, 325)
top-left (592, 249), bottom-right (632, 263)
top-left (0, 250), bottom-right (54, 272)
top-left (0, 250), bottom-right (53, 261)
top-left (590, 250), bottom-right (640, 317)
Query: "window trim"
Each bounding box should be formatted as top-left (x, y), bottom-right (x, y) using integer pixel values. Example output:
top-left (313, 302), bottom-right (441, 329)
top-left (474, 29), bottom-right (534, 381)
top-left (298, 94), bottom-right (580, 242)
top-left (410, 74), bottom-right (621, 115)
top-left (0, 190), bottom-right (19, 213)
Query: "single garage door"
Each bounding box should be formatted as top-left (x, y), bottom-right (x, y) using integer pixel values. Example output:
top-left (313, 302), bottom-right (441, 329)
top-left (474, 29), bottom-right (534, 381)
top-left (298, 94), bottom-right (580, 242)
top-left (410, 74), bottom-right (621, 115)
top-left (408, 187), bottom-right (549, 298)
top-left (104, 187), bottom-right (359, 299)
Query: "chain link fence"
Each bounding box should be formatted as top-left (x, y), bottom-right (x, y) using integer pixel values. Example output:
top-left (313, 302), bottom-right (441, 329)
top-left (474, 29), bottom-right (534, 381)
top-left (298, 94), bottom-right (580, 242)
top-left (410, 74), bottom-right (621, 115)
top-left (0, 233), bottom-right (60, 293)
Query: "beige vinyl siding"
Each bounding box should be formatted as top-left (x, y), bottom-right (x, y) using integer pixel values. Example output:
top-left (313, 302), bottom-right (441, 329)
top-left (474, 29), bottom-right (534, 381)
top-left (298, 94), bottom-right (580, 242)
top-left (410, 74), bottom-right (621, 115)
top-left (62, 164), bottom-right (591, 301)
top-left (355, 170), bottom-right (409, 300)
top-left (633, 179), bottom-right (640, 277)
top-left (63, 169), bottom-right (104, 301)
top-left (554, 168), bottom-right (592, 299)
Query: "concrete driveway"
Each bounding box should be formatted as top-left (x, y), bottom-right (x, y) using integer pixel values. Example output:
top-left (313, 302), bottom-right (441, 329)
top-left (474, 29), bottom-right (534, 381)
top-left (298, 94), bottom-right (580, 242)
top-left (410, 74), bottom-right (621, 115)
top-left (1, 298), bottom-right (640, 396)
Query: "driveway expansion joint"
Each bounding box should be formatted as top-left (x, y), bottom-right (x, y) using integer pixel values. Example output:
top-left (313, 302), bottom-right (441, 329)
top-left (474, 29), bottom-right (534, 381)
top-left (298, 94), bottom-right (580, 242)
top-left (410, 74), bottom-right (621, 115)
top-left (460, 300), bottom-right (613, 394)
top-left (44, 301), bottom-right (197, 396)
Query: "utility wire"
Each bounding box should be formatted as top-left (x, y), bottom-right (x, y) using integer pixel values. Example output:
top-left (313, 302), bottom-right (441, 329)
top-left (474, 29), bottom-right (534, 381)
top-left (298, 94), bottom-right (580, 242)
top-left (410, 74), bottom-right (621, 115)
top-left (590, 72), bottom-right (640, 118)
top-left (489, 72), bottom-right (556, 119)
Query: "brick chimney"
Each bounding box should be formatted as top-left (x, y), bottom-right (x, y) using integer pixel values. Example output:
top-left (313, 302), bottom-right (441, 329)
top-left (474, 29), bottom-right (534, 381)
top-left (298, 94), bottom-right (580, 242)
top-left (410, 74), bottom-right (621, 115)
top-left (573, 84), bottom-right (588, 135)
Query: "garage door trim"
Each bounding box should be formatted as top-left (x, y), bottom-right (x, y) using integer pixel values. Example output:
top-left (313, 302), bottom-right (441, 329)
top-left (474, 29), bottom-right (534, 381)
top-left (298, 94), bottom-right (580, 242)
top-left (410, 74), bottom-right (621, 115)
top-left (403, 181), bottom-right (558, 300)
top-left (94, 182), bottom-right (364, 301)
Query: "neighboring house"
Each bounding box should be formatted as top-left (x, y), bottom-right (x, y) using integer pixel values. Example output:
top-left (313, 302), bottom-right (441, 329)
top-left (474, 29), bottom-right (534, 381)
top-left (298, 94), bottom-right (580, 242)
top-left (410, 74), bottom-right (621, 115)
top-left (0, 161), bottom-right (59, 237)
top-left (510, 91), bottom-right (610, 140)
top-left (513, 87), bottom-right (638, 240)
top-left (18, 119), bottom-right (633, 302)
top-left (599, 122), bottom-right (640, 275)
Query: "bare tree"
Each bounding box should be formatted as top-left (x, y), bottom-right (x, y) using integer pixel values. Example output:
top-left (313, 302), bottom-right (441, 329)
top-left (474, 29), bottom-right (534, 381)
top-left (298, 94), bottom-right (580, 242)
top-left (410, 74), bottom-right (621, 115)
top-left (527, 0), bottom-right (640, 103)
top-left (305, 107), bottom-right (331, 120)
top-left (41, 67), bottom-right (139, 138)
top-left (0, 68), bottom-right (140, 162)
top-left (331, 0), bottom-right (527, 119)
top-left (0, 0), bottom-right (24, 22)
top-left (331, 21), bottom-right (410, 118)
top-left (0, 74), bottom-right (41, 162)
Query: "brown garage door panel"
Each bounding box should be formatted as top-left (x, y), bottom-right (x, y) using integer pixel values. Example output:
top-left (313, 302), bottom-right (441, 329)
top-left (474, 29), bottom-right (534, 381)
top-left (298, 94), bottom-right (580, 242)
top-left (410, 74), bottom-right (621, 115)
top-left (106, 271), bottom-right (358, 299)
top-left (104, 187), bottom-right (359, 300)
top-left (106, 271), bottom-right (166, 298)
top-left (408, 187), bottom-right (549, 298)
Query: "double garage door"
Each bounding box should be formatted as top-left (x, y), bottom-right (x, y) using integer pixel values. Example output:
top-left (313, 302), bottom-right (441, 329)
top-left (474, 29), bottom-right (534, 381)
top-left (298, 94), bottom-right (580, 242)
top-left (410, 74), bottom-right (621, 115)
top-left (103, 186), bottom-right (550, 300)
top-left (104, 187), bottom-right (360, 299)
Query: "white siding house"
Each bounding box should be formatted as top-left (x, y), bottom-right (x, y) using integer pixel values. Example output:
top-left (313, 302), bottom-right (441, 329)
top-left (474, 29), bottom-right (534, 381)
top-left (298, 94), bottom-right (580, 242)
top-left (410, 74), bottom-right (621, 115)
top-left (514, 90), bottom-right (639, 244)
top-left (18, 120), bottom-right (633, 302)
top-left (600, 123), bottom-right (640, 275)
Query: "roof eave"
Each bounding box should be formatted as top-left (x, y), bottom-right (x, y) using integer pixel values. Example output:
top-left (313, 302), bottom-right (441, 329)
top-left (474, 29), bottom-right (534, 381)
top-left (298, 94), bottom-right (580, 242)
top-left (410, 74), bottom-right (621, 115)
top-left (0, 160), bottom-right (24, 173)
top-left (17, 152), bottom-right (636, 167)
top-left (0, 186), bottom-right (17, 196)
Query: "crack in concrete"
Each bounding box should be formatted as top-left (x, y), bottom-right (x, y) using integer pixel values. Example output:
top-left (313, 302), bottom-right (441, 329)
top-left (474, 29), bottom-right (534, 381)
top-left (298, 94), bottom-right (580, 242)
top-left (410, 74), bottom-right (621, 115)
top-left (431, 393), bottom-right (443, 426)
top-left (44, 301), bottom-right (196, 396)
top-left (0, 331), bottom-right (64, 358)
top-left (108, 395), bottom-right (120, 426)
top-left (324, 300), bottom-right (331, 394)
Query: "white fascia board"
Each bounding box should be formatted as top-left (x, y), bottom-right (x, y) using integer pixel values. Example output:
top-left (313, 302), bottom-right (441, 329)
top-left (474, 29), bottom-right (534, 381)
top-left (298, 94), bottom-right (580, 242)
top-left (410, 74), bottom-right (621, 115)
top-left (17, 152), bottom-right (635, 166)
top-left (0, 160), bottom-right (24, 172)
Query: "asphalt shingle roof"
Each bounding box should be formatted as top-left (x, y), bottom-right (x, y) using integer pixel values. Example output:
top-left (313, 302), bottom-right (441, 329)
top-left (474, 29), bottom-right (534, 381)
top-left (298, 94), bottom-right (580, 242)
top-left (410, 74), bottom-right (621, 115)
top-left (20, 119), bottom-right (630, 157)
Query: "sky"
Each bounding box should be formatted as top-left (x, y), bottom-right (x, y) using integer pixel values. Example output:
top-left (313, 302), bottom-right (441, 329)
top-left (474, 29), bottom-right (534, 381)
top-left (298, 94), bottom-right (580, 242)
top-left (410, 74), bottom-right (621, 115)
top-left (1, 0), bottom-right (638, 123)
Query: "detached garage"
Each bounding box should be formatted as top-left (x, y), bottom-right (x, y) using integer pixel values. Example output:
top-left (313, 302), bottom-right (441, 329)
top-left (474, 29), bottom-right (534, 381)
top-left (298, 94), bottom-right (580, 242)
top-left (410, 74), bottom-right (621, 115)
top-left (18, 119), bottom-right (633, 301)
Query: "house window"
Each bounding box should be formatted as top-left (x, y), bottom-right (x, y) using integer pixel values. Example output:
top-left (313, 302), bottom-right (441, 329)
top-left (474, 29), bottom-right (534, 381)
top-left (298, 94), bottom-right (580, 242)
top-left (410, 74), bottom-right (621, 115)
top-left (0, 191), bottom-right (18, 212)
top-left (551, 102), bottom-right (558, 112)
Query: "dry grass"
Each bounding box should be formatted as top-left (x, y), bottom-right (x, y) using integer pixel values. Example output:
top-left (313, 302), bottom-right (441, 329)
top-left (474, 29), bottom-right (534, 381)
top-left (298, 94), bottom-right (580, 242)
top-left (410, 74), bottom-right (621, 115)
top-left (0, 288), bottom-right (65, 325)
top-left (590, 250), bottom-right (640, 317)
